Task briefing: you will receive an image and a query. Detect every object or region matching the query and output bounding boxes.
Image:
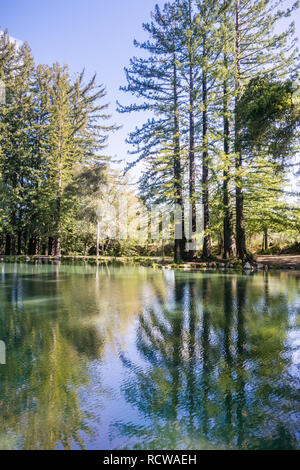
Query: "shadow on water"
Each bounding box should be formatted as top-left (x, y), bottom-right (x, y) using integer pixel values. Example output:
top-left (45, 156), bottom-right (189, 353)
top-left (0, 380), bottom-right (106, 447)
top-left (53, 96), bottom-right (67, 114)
top-left (0, 263), bottom-right (299, 449)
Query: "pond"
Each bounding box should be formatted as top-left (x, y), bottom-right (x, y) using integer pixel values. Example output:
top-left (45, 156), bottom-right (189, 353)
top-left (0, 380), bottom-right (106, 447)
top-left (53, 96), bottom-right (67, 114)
top-left (0, 263), bottom-right (299, 450)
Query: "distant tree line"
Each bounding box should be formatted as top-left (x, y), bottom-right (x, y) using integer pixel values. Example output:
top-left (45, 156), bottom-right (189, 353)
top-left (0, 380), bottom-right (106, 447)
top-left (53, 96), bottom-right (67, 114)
top-left (0, 29), bottom-right (118, 257)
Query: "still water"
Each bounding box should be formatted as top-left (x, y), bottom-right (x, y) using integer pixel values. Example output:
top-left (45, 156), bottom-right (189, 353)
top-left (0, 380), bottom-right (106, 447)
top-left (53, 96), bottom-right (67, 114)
top-left (0, 263), bottom-right (299, 450)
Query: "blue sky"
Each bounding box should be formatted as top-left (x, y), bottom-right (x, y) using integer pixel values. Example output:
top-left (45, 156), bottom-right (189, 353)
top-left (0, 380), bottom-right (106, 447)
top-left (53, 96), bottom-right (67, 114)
top-left (1, 0), bottom-right (165, 169)
top-left (1, 0), bottom-right (299, 175)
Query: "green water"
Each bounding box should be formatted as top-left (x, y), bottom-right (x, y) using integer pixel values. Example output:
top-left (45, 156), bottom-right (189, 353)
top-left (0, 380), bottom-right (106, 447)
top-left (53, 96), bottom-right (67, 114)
top-left (0, 263), bottom-right (299, 450)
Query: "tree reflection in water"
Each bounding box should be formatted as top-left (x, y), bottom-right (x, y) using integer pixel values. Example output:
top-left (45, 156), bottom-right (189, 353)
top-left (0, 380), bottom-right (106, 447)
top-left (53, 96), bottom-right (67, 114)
top-left (0, 263), bottom-right (148, 449)
top-left (113, 272), bottom-right (299, 450)
top-left (0, 265), bottom-right (299, 450)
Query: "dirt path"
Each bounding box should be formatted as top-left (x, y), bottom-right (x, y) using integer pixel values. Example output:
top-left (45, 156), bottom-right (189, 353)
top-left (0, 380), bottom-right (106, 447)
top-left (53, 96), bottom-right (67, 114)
top-left (256, 255), bottom-right (300, 269)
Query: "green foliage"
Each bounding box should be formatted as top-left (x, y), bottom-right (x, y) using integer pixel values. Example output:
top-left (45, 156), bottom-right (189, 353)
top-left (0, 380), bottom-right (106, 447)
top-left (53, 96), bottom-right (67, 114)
top-left (236, 75), bottom-right (300, 240)
top-left (238, 75), bottom-right (300, 158)
top-left (0, 30), bottom-right (119, 256)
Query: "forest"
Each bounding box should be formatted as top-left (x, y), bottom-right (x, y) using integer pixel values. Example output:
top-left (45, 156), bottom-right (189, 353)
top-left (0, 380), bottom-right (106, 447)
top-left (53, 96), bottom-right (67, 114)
top-left (0, 0), bottom-right (299, 263)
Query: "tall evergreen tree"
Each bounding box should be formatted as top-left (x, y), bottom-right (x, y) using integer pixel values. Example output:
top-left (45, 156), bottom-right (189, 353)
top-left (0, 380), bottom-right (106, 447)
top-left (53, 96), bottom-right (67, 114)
top-left (119, 2), bottom-right (187, 261)
top-left (221, 3), bottom-right (235, 258)
top-left (45, 65), bottom-right (113, 256)
top-left (233, 0), bottom-right (299, 260)
top-left (0, 37), bottom-right (35, 255)
top-left (0, 30), bottom-right (116, 257)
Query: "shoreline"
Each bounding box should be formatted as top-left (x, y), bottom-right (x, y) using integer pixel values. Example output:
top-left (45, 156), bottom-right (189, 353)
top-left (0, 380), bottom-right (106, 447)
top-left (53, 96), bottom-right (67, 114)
top-left (1, 254), bottom-right (300, 271)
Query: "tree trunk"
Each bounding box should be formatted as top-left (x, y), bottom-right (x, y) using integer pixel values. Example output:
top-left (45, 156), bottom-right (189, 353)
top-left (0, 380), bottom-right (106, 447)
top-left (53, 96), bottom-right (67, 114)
top-left (188, 0), bottom-right (196, 257)
top-left (23, 232), bottom-right (28, 255)
top-left (218, 233), bottom-right (223, 256)
top-left (10, 235), bottom-right (16, 256)
top-left (235, 0), bottom-right (247, 261)
top-left (202, 36), bottom-right (211, 259)
top-left (55, 127), bottom-right (63, 257)
top-left (5, 234), bottom-right (11, 256)
top-left (35, 232), bottom-right (40, 255)
top-left (48, 237), bottom-right (54, 256)
top-left (84, 242), bottom-right (89, 258)
top-left (54, 237), bottom-right (61, 257)
top-left (173, 46), bottom-right (185, 262)
top-left (17, 230), bottom-right (22, 255)
top-left (262, 228), bottom-right (268, 251)
top-left (28, 236), bottom-right (33, 255)
top-left (96, 221), bottom-right (100, 258)
top-left (223, 51), bottom-right (235, 259)
top-left (28, 233), bottom-right (39, 255)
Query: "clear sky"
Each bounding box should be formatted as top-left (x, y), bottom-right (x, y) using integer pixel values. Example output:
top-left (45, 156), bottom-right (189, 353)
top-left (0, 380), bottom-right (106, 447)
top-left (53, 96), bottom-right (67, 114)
top-left (0, 0), bottom-right (166, 170)
top-left (1, 0), bottom-right (299, 175)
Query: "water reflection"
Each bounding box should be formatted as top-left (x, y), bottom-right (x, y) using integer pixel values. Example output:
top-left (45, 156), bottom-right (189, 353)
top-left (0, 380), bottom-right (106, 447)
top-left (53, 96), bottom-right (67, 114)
top-left (113, 272), bottom-right (300, 450)
top-left (0, 263), bottom-right (149, 449)
top-left (0, 264), bottom-right (299, 450)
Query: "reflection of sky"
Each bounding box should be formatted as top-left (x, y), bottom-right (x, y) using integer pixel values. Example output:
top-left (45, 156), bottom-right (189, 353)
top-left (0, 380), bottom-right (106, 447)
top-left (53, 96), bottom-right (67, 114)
top-left (287, 329), bottom-right (300, 367)
top-left (286, 328), bottom-right (300, 446)
top-left (287, 281), bottom-right (300, 368)
top-left (81, 269), bottom-right (300, 449)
